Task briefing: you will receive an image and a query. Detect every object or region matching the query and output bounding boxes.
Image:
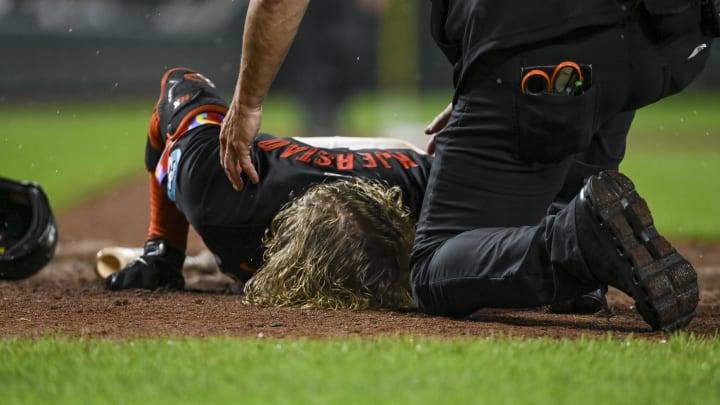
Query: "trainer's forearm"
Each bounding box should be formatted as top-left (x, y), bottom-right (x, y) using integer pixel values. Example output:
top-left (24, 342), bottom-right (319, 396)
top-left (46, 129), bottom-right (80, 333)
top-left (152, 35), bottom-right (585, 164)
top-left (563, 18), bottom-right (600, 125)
top-left (233, 0), bottom-right (309, 109)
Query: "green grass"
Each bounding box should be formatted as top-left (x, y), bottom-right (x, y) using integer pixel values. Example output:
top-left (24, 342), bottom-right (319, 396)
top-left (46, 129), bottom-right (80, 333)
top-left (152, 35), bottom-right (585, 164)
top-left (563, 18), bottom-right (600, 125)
top-left (0, 102), bottom-right (148, 211)
top-left (1, 335), bottom-right (718, 405)
top-left (0, 97), bottom-right (303, 212)
top-left (622, 93), bottom-right (720, 240)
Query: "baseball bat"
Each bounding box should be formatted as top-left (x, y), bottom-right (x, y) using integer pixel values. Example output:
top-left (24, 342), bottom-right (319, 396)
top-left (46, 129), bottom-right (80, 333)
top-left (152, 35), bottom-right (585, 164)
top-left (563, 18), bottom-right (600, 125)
top-left (95, 247), bottom-right (218, 280)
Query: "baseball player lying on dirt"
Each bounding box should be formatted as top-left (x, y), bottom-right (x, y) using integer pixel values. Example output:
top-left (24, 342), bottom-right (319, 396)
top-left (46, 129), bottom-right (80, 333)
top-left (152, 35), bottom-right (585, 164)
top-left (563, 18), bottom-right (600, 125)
top-left (103, 67), bottom-right (616, 313)
top-left (104, 68), bottom-right (432, 309)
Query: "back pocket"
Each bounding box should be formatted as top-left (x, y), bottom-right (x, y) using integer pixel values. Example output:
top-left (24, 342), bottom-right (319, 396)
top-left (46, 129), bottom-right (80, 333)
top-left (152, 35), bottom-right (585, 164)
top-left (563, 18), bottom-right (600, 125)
top-left (514, 85), bottom-right (597, 163)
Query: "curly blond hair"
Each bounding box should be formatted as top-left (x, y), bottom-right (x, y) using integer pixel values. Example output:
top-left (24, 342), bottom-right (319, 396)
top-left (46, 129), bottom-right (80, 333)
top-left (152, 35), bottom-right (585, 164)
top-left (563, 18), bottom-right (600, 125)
top-left (242, 178), bottom-right (416, 311)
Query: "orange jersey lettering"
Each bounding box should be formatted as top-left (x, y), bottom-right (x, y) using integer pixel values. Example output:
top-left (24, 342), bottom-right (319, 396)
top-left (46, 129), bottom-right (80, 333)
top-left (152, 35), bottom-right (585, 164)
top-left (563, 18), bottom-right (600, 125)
top-left (314, 150), bottom-right (334, 166)
top-left (336, 153), bottom-right (355, 170)
top-left (280, 144), bottom-right (310, 158)
top-left (393, 152), bottom-right (419, 169)
top-left (374, 152), bottom-right (394, 169)
top-left (359, 152), bottom-right (377, 168)
top-left (258, 138), bottom-right (291, 151)
top-left (297, 148), bottom-right (319, 163)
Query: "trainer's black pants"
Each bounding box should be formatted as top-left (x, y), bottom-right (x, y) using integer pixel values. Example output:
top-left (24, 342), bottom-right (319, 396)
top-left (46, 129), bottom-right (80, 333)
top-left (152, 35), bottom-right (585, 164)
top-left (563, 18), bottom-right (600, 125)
top-left (411, 11), bottom-right (711, 316)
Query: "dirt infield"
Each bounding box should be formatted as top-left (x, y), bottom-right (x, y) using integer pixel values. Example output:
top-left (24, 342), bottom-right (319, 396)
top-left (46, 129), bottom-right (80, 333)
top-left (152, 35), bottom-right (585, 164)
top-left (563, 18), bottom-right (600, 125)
top-left (2, 177), bottom-right (719, 339)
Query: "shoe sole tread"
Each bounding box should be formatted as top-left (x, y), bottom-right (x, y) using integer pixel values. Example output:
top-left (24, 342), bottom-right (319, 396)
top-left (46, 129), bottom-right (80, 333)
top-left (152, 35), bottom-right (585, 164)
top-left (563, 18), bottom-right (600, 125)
top-left (588, 171), bottom-right (699, 332)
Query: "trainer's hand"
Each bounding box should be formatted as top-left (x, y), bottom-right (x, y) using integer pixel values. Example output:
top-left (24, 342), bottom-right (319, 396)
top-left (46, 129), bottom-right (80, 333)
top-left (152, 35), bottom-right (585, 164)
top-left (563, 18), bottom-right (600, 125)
top-left (219, 103), bottom-right (262, 191)
top-left (106, 239), bottom-right (185, 291)
top-left (424, 102), bottom-right (452, 154)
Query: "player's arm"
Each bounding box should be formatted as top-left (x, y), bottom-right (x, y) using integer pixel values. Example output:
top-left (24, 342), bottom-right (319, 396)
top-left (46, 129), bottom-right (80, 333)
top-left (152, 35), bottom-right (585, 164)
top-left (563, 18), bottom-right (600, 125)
top-left (106, 172), bottom-right (189, 291)
top-left (145, 173), bottom-right (189, 251)
top-left (220, 0), bottom-right (310, 191)
top-left (106, 120), bottom-right (190, 291)
top-left (143, 111), bottom-right (190, 254)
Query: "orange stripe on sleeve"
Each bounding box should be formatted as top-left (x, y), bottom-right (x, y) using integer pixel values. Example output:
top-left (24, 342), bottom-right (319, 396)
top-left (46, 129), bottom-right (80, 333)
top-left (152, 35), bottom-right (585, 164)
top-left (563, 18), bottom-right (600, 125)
top-left (146, 172), bottom-right (188, 252)
top-left (147, 106), bottom-right (165, 152)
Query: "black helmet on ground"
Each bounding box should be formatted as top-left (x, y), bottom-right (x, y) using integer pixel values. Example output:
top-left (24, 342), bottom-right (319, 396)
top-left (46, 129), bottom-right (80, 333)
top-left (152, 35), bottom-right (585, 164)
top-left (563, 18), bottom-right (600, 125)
top-left (0, 177), bottom-right (58, 280)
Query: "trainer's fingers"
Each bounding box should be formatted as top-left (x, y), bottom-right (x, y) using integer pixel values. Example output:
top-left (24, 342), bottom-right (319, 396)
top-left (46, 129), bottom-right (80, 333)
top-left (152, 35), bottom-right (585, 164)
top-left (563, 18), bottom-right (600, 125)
top-left (218, 125), bottom-right (231, 171)
top-left (222, 147), bottom-right (245, 191)
top-left (219, 134), bottom-right (228, 167)
top-left (424, 102), bottom-right (453, 135)
top-left (426, 136), bottom-right (436, 155)
top-left (240, 154), bottom-right (259, 185)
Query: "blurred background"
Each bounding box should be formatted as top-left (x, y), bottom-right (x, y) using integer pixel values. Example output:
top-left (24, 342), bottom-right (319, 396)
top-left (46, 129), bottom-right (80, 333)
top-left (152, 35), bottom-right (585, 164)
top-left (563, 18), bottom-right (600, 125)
top-left (3, 0), bottom-right (717, 134)
top-left (0, 0), bottom-right (458, 137)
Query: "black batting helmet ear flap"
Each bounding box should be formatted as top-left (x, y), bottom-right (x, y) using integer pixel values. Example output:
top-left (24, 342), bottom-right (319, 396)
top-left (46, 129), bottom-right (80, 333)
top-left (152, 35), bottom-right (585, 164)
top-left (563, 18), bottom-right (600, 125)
top-left (0, 177), bottom-right (58, 280)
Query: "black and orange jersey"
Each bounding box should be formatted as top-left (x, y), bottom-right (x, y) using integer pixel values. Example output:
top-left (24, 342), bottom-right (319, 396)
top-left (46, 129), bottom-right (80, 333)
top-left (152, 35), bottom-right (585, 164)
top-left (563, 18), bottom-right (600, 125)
top-left (165, 127), bottom-right (432, 281)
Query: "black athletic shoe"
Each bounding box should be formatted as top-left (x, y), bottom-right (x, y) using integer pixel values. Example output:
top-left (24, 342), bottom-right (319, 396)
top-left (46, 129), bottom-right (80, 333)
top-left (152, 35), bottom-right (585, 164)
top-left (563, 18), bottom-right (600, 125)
top-left (154, 67), bottom-right (228, 142)
top-left (546, 288), bottom-right (610, 315)
top-left (576, 171), bottom-right (699, 332)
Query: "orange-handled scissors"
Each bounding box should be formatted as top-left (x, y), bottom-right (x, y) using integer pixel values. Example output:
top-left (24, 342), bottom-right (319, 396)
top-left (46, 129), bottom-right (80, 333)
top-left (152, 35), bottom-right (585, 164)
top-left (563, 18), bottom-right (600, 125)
top-left (550, 61), bottom-right (584, 95)
top-left (521, 69), bottom-right (551, 95)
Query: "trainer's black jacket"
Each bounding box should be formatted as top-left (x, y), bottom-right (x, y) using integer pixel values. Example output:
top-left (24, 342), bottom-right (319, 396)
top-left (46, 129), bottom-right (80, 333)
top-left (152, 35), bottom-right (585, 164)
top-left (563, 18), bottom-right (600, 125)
top-left (166, 129), bottom-right (432, 281)
top-left (430, 0), bottom-right (630, 94)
